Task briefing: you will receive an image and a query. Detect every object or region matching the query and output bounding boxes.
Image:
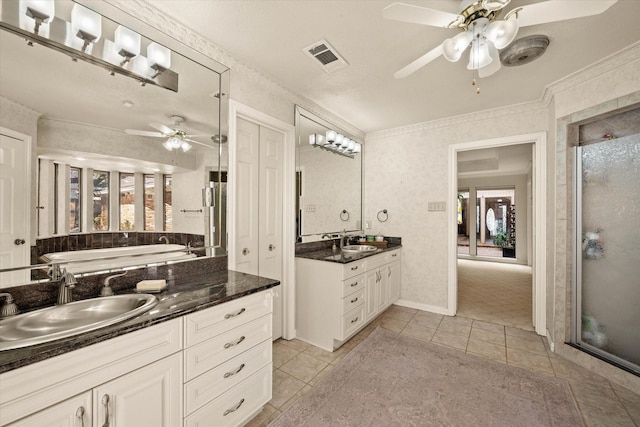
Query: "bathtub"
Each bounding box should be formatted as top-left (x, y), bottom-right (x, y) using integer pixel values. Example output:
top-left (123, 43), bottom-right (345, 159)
top-left (41, 244), bottom-right (197, 274)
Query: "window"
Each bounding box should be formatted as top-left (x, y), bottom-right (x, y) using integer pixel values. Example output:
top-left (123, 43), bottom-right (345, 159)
top-left (164, 175), bottom-right (172, 231)
top-left (119, 173), bottom-right (135, 230)
top-left (144, 174), bottom-right (155, 230)
top-left (69, 167), bottom-right (81, 233)
top-left (93, 171), bottom-right (109, 231)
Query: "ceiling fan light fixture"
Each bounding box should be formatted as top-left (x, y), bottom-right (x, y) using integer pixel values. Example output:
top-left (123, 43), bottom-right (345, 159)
top-left (467, 40), bottom-right (492, 70)
top-left (442, 31), bottom-right (473, 62)
top-left (486, 16), bottom-right (519, 49)
top-left (180, 141), bottom-right (192, 152)
top-left (481, 0), bottom-right (511, 12)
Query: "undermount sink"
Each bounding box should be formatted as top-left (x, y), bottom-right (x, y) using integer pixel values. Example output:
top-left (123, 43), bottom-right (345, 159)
top-left (0, 294), bottom-right (158, 351)
top-left (342, 245), bottom-right (377, 254)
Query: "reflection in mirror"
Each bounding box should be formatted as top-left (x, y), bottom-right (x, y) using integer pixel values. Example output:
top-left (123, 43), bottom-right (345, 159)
top-left (0, 0), bottom-right (229, 287)
top-left (295, 106), bottom-right (363, 242)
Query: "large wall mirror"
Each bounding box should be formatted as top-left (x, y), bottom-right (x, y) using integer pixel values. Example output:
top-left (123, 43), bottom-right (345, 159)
top-left (295, 106), bottom-right (363, 242)
top-left (0, 0), bottom-right (229, 286)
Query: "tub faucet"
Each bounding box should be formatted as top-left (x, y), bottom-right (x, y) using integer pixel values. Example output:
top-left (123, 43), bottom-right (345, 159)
top-left (0, 293), bottom-right (19, 318)
top-left (159, 236), bottom-right (169, 244)
top-left (57, 269), bottom-right (77, 305)
top-left (101, 271), bottom-right (127, 297)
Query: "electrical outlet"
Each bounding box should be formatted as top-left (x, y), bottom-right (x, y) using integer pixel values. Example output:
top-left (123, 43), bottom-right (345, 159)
top-left (305, 205), bottom-right (316, 212)
top-left (428, 202), bottom-right (446, 212)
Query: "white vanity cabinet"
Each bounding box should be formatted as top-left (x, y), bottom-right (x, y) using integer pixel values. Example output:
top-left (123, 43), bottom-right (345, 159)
top-left (296, 249), bottom-right (401, 351)
top-left (183, 290), bottom-right (273, 427)
top-left (1, 318), bottom-right (183, 427)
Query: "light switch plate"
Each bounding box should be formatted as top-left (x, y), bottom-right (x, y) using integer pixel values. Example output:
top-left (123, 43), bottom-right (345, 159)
top-left (428, 202), bottom-right (446, 212)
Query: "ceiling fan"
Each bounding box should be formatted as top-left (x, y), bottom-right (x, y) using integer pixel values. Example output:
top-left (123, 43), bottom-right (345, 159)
top-left (384, 0), bottom-right (618, 80)
top-left (125, 115), bottom-right (213, 152)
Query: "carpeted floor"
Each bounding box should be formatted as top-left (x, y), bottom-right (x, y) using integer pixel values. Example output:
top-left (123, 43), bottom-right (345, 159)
top-left (270, 327), bottom-right (583, 426)
top-left (457, 259), bottom-right (533, 331)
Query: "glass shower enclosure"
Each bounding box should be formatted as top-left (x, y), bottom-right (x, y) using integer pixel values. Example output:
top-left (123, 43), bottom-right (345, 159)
top-left (573, 109), bottom-right (640, 375)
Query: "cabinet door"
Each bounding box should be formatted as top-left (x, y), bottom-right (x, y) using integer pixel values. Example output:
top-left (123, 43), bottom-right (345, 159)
top-left (93, 353), bottom-right (182, 427)
top-left (376, 268), bottom-right (388, 313)
top-left (7, 392), bottom-right (91, 427)
top-left (364, 269), bottom-right (379, 322)
top-left (388, 261), bottom-right (401, 304)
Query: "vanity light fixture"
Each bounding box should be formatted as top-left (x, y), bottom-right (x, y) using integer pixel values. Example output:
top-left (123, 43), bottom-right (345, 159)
top-left (114, 25), bottom-right (141, 66)
top-left (22, 0), bottom-right (54, 36)
top-left (70, 4), bottom-right (101, 53)
top-left (309, 132), bottom-right (361, 158)
top-left (147, 42), bottom-right (171, 78)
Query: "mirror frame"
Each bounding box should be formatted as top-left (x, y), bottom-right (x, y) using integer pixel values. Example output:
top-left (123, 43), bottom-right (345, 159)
top-left (294, 105), bottom-right (364, 242)
top-left (0, 0), bottom-right (230, 282)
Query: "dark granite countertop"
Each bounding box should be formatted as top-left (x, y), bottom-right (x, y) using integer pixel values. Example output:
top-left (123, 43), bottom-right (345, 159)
top-left (295, 239), bottom-right (402, 264)
top-left (0, 269), bottom-right (279, 374)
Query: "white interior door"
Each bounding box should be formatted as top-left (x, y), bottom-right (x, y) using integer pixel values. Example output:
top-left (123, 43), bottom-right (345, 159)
top-left (0, 130), bottom-right (30, 287)
top-left (259, 126), bottom-right (284, 339)
top-left (234, 119), bottom-right (260, 275)
top-left (234, 118), bottom-right (284, 339)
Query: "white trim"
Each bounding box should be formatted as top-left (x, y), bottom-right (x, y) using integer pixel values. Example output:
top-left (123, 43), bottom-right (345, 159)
top-left (228, 100), bottom-right (297, 340)
top-left (394, 300), bottom-right (450, 316)
top-left (448, 132), bottom-right (547, 335)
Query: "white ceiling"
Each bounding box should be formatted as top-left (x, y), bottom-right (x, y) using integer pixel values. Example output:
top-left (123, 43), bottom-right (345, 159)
top-left (149, 0), bottom-right (640, 133)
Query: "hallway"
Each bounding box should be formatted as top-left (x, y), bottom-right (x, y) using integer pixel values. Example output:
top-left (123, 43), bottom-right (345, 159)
top-left (457, 259), bottom-right (533, 331)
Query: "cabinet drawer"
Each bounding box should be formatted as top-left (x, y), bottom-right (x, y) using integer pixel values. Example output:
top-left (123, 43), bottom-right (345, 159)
top-left (339, 304), bottom-right (365, 340)
top-left (386, 249), bottom-right (401, 263)
top-left (184, 315), bottom-right (272, 382)
top-left (364, 252), bottom-right (387, 270)
top-left (184, 339), bottom-right (271, 416)
top-left (341, 288), bottom-right (364, 314)
top-left (184, 290), bottom-right (272, 348)
top-left (341, 273), bottom-right (364, 298)
top-left (342, 259), bottom-right (366, 279)
top-left (185, 365), bottom-right (272, 427)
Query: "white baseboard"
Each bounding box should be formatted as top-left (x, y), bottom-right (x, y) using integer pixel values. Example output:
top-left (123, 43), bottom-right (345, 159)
top-left (394, 300), bottom-right (451, 316)
top-left (546, 329), bottom-right (555, 352)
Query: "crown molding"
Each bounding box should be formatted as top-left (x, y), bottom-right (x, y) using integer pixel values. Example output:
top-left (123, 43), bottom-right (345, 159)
top-left (103, 0), bottom-right (364, 138)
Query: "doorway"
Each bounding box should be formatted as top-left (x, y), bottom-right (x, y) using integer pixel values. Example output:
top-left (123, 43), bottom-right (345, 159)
top-left (448, 133), bottom-right (547, 335)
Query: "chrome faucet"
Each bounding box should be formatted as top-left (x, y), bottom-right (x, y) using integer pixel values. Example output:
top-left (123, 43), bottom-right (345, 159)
top-left (159, 236), bottom-right (169, 244)
top-left (322, 233), bottom-right (338, 251)
top-left (57, 269), bottom-right (77, 305)
top-left (101, 271), bottom-right (127, 297)
top-left (339, 229), bottom-right (349, 250)
top-left (0, 293), bottom-right (19, 318)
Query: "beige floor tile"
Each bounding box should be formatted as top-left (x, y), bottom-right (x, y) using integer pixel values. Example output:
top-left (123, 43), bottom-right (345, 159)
top-left (569, 381), bottom-right (620, 409)
top-left (436, 317), bottom-right (472, 337)
top-left (244, 404), bottom-right (280, 427)
top-left (380, 309), bottom-right (415, 323)
top-left (410, 314), bottom-right (443, 329)
top-left (272, 341), bottom-right (300, 368)
top-left (505, 326), bottom-right (538, 338)
top-left (548, 354), bottom-right (610, 386)
top-left (506, 347), bottom-right (554, 376)
top-left (578, 401), bottom-right (636, 427)
top-left (505, 334), bottom-right (547, 355)
top-left (303, 344), bottom-right (342, 364)
top-left (270, 369), bottom-right (306, 409)
top-left (309, 363), bottom-right (336, 386)
top-left (278, 338), bottom-right (310, 352)
top-left (431, 330), bottom-right (469, 351)
top-left (387, 304), bottom-right (418, 314)
top-left (280, 352), bottom-right (328, 383)
top-left (466, 338), bottom-right (506, 363)
top-left (472, 320), bottom-right (506, 334)
top-left (470, 327), bottom-right (505, 346)
top-left (612, 383), bottom-right (640, 425)
top-left (400, 322), bottom-right (437, 342)
top-left (379, 318), bottom-right (407, 333)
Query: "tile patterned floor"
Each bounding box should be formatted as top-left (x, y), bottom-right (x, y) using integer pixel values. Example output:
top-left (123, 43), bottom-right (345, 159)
top-left (247, 306), bottom-right (640, 427)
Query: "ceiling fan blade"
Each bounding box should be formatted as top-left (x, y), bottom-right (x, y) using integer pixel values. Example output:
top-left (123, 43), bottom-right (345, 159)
top-left (513, 0), bottom-right (617, 28)
top-left (394, 44), bottom-right (444, 79)
top-left (125, 129), bottom-right (164, 137)
top-left (383, 3), bottom-right (461, 28)
top-left (184, 138), bottom-right (214, 148)
top-left (478, 43), bottom-right (501, 78)
top-left (149, 122), bottom-right (175, 134)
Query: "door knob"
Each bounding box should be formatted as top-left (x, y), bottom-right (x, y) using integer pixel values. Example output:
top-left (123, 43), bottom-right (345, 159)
top-left (242, 248), bottom-right (250, 255)
top-left (14, 239), bottom-right (26, 245)
top-left (268, 244), bottom-right (275, 251)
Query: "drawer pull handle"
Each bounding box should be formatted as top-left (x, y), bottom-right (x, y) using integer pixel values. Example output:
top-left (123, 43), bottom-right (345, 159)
top-left (224, 336), bottom-right (246, 349)
top-left (351, 266), bottom-right (358, 271)
top-left (224, 363), bottom-right (246, 378)
top-left (392, 253), bottom-right (397, 257)
top-left (76, 406), bottom-right (85, 427)
top-left (350, 297), bottom-right (358, 303)
top-left (224, 308), bottom-right (246, 319)
top-left (223, 398), bottom-right (245, 416)
top-left (101, 395), bottom-right (110, 427)
top-left (350, 282), bottom-right (358, 287)
top-left (351, 316), bottom-right (359, 324)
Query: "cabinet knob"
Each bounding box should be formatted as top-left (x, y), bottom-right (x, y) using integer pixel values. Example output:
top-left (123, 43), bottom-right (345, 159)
top-left (268, 244), bottom-right (275, 251)
top-left (14, 239), bottom-right (25, 246)
top-left (242, 248), bottom-right (250, 255)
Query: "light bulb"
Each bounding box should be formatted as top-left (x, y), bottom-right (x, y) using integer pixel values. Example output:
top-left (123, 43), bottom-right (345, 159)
top-left (326, 130), bottom-right (336, 143)
top-left (486, 17), bottom-right (518, 49)
top-left (467, 40), bottom-right (492, 70)
top-left (442, 31), bottom-right (473, 62)
top-left (309, 134), bottom-right (316, 145)
top-left (335, 134), bottom-right (343, 146)
top-left (114, 25), bottom-right (141, 60)
top-left (147, 42), bottom-right (171, 71)
top-left (71, 4), bottom-right (102, 51)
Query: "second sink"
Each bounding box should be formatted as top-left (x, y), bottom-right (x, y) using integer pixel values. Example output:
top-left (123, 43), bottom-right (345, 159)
top-left (342, 244), bottom-right (377, 254)
top-left (0, 294), bottom-right (158, 351)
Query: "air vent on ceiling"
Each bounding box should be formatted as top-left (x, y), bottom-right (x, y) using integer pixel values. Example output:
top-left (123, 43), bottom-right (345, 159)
top-left (303, 39), bottom-right (348, 72)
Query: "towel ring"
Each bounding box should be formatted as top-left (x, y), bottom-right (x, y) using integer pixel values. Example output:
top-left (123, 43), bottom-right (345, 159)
top-left (340, 209), bottom-right (350, 221)
top-left (377, 209), bottom-right (389, 222)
